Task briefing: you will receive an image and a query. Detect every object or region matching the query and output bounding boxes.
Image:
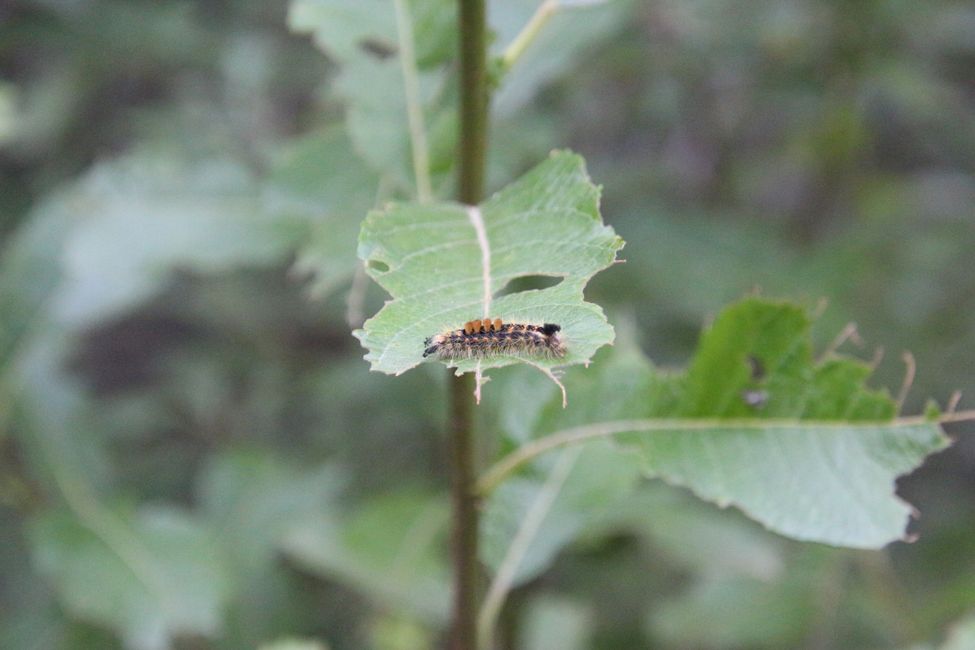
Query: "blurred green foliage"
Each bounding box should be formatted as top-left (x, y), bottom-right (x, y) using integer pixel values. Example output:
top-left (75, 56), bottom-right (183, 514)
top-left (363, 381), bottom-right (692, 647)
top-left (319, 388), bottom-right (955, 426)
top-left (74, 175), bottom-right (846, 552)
top-left (1, 1), bottom-right (973, 649)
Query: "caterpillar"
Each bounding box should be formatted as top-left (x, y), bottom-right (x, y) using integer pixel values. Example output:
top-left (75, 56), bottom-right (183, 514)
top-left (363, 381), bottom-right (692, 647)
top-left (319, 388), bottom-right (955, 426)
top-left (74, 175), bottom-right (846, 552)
top-left (423, 318), bottom-right (566, 361)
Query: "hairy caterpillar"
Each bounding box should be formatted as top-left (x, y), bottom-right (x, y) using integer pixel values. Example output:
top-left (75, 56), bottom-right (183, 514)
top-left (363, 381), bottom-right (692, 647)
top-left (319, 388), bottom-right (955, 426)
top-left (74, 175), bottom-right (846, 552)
top-left (423, 318), bottom-right (566, 361)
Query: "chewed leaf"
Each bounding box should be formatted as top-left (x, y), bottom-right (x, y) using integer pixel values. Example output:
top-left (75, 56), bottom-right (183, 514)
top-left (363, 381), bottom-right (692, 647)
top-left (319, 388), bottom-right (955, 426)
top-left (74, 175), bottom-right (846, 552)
top-left (354, 151), bottom-right (623, 376)
top-left (486, 299), bottom-right (952, 549)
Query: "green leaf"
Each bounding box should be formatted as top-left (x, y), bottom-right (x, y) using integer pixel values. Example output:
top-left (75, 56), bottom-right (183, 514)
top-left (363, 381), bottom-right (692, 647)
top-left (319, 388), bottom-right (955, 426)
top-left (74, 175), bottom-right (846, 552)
top-left (354, 151), bottom-right (624, 378)
top-left (491, 298), bottom-right (949, 549)
top-left (288, 0), bottom-right (454, 68)
top-left (334, 54), bottom-right (447, 192)
top-left (259, 639), bottom-right (330, 650)
top-left (289, 0), bottom-right (456, 190)
top-left (648, 567), bottom-right (816, 648)
top-left (368, 615), bottom-right (434, 650)
top-left (635, 421), bottom-right (945, 548)
top-left (520, 595), bottom-right (593, 650)
top-left (266, 129), bottom-right (378, 297)
top-left (480, 440), bottom-right (642, 588)
top-left (197, 449), bottom-right (346, 575)
top-left (51, 154), bottom-right (303, 327)
top-left (941, 613), bottom-right (975, 650)
top-left (12, 333), bottom-right (114, 497)
top-left (0, 193), bottom-right (72, 369)
top-left (629, 299), bottom-right (949, 547)
top-left (30, 507), bottom-right (232, 650)
top-left (590, 484), bottom-right (785, 581)
top-left (288, 0), bottom-right (397, 63)
top-left (281, 489), bottom-right (450, 622)
top-left (491, 0), bottom-right (632, 116)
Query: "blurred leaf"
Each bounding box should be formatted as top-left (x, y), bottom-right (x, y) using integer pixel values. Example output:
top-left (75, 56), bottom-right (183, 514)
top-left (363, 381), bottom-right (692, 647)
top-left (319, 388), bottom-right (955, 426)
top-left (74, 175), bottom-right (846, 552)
top-left (258, 639), bottom-right (329, 650)
top-left (282, 489), bottom-right (450, 622)
top-left (491, 298), bottom-right (949, 550)
top-left (521, 595), bottom-right (593, 650)
top-left (590, 483), bottom-right (785, 581)
top-left (265, 129), bottom-right (378, 297)
top-left (288, 0), bottom-right (396, 63)
top-left (0, 188), bottom-right (77, 370)
top-left (334, 54), bottom-right (448, 192)
top-left (51, 154), bottom-right (305, 328)
top-left (648, 563), bottom-right (818, 648)
top-left (478, 342), bottom-right (647, 591)
top-left (369, 614), bottom-right (434, 650)
top-left (30, 506), bottom-right (232, 650)
top-left (355, 151), bottom-right (623, 376)
top-left (491, 0), bottom-right (632, 116)
top-left (940, 613), bottom-right (975, 650)
top-left (198, 449), bottom-right (346, 575)
top-left (288, 0), bottom-right (454, 68)
top-left (12, 334), bottom-right (113, 498)
top-left (289, 0), bottom-right (456, 191)
top-left (481, 440), bottom-right (642, 587)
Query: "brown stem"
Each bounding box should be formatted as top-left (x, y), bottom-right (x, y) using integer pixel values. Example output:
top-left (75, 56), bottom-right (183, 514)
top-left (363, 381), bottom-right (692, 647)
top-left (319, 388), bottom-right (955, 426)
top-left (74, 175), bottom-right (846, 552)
top-left (449, 372), bottom-right (479, 649)
top-left (450, 1), bottom-right (488, 647)
top-left (457, 0), bottom-right (488, 206)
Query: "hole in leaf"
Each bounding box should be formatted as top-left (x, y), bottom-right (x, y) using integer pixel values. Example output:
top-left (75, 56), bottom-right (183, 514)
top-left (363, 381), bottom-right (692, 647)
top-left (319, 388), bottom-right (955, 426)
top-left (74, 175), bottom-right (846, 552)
top-left (741, 389), bottom-right (769, 409)
top-left (494, 275), bottom-right (563, 298)
top-left (747, 354), bottom-right (765, 380)
top-left (359, 38), bottom-right (397, 60)
top-left (368, 260), bottom-right (390, 273)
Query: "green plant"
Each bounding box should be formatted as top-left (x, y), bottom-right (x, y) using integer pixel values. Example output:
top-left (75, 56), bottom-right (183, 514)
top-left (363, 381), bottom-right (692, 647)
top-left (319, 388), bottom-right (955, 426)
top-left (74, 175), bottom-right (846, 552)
top-left (1, 1), bottom-right (973, 650)
top-left (298, 1), bottom-right (966, 648)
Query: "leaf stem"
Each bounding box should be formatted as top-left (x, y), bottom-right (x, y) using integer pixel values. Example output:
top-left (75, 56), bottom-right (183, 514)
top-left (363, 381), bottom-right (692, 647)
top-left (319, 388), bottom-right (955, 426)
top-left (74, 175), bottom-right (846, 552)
top-left (477, 447), bottom-right (581, 649)
top-left (500, 0), bottom-right (609, 72)
top-left (394, 0), bottom-right (433, 202)
top-left (500, 0), bottom-right (559, 72)
top-left (476, 412), bottom-right (974, 496)
top-left (451, 0), bottom-right (489, 647)
top-left (41, 420), bottom-right (173, 618)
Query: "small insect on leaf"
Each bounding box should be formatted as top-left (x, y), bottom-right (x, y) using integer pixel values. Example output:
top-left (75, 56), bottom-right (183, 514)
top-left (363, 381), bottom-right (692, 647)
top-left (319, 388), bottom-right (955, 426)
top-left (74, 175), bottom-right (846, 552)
top-left (354, 151), bottom-right (623, 380)
top-left (424, 319), bottom-right (566, 361)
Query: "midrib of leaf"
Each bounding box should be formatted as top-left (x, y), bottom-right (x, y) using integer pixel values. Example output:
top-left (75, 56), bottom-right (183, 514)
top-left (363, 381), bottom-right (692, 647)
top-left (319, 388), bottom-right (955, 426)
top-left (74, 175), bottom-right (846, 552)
top-left (40, 428), bottom-right (177, 622)
top-left (499, 0), bottom-right (559, 70)
top-left (465, 204), bottom-right (494, 398)
top-left (356, 152), bottom-right (621, 385)
top-left (393, 0), bottom-right (432, 202)
top-left (477, 446), bottom-right (582, 650)
top-left (5, 309), bottom-right (176, 625)
top-left (475, 415), bottom-right (960, 496)
top-left (467, 205), bottom-right (492, 318)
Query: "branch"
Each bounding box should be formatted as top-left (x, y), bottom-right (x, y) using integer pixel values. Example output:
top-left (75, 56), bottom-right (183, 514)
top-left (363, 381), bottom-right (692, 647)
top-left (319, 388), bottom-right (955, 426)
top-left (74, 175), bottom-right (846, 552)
top-left (450, 1), bottom-right (489, 648)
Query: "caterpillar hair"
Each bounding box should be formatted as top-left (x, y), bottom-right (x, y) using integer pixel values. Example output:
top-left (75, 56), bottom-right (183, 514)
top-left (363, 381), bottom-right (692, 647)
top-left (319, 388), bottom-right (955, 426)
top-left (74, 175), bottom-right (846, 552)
top-left (423, 318), bottom-right (566, 361)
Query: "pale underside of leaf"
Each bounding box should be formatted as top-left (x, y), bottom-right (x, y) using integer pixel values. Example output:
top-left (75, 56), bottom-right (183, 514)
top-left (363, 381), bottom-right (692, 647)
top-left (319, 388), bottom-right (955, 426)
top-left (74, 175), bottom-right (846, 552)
top-left (354, 152), bottom-right (623, 380)
top-left (483, 299), bottom-right (953, 554)
top-left (624, 421), bottom-right (949, 548)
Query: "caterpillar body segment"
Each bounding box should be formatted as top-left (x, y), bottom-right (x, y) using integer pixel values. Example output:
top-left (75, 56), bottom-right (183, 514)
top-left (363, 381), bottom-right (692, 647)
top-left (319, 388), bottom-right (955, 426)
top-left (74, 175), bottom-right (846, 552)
top-left (423, 318), bottom-right (566, 361)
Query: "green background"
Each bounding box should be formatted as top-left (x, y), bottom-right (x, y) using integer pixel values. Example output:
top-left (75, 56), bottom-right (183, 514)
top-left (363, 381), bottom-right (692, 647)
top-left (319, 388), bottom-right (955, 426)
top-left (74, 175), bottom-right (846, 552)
top-left (1, 1), bottom-right (973, 648)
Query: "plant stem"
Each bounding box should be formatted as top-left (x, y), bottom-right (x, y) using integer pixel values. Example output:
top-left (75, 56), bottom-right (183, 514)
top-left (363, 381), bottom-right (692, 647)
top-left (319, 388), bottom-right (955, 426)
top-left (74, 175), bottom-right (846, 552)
top-left (451, 1), bottom-right (488, 648)
top-left (457, 0), bottom-right (488, 206)
top-left (449, 372), bottom-right (478, 649)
